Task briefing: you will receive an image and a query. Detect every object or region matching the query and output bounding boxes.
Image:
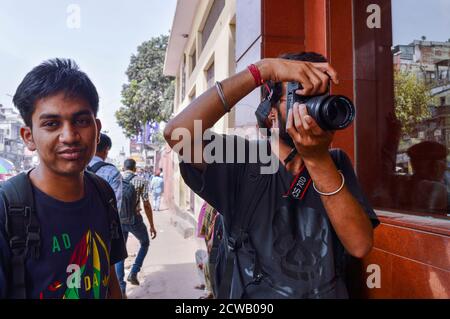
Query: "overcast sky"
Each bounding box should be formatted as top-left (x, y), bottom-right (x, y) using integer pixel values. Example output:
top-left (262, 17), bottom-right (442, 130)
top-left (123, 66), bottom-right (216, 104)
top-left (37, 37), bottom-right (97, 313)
top-left (0, 0), bottom-right (176, 159)
top-left (392, 0), bottom-right (450, 45)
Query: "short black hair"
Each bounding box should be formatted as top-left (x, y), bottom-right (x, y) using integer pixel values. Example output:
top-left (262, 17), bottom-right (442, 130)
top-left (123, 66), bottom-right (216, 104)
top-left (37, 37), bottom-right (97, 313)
top-left (13, 58), bottom-right (99, 127)
top-left (265, 52), bottom-right (328, 103)
top-left (97, 133), bottom-right (112, 153)
top-left (124, 158), bottom-right (136, 171)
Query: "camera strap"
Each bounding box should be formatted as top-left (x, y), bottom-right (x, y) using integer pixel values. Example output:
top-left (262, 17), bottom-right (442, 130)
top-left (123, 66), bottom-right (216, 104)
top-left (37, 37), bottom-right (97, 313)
top-left (282, 164), bottom-right (313, 200)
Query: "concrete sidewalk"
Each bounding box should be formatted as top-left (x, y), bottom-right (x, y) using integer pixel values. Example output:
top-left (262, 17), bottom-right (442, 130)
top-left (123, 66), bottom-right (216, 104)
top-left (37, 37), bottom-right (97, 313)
top-left (122, 206), bottom-right (207, 299)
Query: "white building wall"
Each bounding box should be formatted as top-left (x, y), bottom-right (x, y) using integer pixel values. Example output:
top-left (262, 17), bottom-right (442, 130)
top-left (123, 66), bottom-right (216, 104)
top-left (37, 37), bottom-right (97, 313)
top-left (168, 0), bottom-right (236, 219)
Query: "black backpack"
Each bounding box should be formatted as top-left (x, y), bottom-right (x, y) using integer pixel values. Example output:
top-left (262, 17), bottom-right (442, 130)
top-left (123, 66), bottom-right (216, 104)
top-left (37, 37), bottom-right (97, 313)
top-left (119, 174), bottom-right (138, 225)
top-left (0, 170), bottom-right (121, 299)
top-left (216, 163), bottom-right (271, 299)
top-left (207, 213), bottom-right (226, 298)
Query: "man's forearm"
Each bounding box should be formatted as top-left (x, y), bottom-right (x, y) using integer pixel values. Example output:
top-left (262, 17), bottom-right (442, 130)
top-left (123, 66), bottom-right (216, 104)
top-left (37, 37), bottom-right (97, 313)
top-left (108, 266), bottom-right (122, 299)
top-left (164, 66), bottom-right (258, 147)
top-left (143, 201), bottom-right (155, 227)
top-left (163, 61), bottom-right (270, 170)
top-left (304, 154), bottom-right (374, 258)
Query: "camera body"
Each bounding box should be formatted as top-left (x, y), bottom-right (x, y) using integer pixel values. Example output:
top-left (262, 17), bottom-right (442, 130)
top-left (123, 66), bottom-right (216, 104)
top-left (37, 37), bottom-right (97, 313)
top-left (286, 82), bottom-right (355, 131)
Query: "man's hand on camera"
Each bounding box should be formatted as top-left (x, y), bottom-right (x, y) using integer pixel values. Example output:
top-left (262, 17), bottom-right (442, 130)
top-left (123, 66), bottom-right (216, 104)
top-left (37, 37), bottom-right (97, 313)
top-left (286, 102), bottom-right (334, 160)
top-left (256, 59), bottom-right (339, 95)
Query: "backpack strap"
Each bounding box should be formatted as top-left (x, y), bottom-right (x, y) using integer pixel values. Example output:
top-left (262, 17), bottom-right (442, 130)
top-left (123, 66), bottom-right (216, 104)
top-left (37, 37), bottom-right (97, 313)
top-left (84, 171), bottom-right (120, 240)
top-left (123, 173), bottom-right (136, 183)
top-left (208, 213), bottom-right (224, 297)
top-left (87, 161), bottom-right (115, 173)
top-left (0, 171), bottom-right (40, 299)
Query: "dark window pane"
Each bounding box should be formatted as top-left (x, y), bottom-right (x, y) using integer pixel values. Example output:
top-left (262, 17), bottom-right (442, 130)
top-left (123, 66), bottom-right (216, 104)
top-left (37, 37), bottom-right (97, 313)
top-left (206, 62), bottom-right (215, 89)
top-left (201, 0), bottom-right (225, 50)
top-left (181, 54), bottom-right (186, 101)
top-left (191, 49), bottom-right (196, 73)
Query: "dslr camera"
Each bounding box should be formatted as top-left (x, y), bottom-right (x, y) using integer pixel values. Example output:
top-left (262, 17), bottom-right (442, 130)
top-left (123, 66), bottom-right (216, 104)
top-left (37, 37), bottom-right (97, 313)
top-left (286, 82), bottom-right (355, 131)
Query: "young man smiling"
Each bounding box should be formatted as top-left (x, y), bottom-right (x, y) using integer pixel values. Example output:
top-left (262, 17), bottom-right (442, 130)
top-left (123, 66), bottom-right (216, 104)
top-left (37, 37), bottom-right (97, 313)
top-left (0, 59), bottom-right (127, 299)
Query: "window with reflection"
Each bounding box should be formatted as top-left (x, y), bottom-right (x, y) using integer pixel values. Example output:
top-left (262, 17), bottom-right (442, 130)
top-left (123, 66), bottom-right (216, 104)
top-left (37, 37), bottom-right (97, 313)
top-left (389, 0), bottom-right (449, 217)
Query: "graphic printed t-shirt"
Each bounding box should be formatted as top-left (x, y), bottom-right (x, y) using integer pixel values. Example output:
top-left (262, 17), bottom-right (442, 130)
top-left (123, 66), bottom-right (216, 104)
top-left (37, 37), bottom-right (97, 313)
top-left (0, 175), bottom-right (127, 299)
top-left (180, 134), bottom-right (380, 299)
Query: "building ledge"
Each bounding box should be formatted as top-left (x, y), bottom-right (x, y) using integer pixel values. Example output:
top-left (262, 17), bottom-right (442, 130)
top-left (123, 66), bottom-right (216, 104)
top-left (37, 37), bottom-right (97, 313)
top-left (163, 0), bottom-right (201, 76)
top-left (375, 209), bottom-right (450, 237)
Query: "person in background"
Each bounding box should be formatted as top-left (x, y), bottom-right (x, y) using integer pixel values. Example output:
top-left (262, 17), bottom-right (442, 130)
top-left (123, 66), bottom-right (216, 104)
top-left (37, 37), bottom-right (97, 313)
top-left (194, 202), bottom-right (218, 299)
top-left (115, 159), bottom-right (157, 297)
top-left (88, 133), bottom-right (123, 210)
top-left (398, 141), bottom-right (449, 215)
top-left (194, 202), bottom-right (208, 292)
top-left (150, 169), bottom-right (164, 211)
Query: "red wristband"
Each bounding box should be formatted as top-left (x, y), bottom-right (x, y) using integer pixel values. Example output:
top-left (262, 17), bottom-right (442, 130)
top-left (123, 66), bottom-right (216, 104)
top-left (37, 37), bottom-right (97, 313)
top-left (248, 64), bottom-right (263, 87)
top-left (248, 63), bottom-right (272, 96)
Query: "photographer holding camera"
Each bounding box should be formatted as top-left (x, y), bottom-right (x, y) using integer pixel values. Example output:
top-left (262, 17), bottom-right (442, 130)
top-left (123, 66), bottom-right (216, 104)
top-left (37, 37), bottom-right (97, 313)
top-left (164, 52), bottom-right (379, 299)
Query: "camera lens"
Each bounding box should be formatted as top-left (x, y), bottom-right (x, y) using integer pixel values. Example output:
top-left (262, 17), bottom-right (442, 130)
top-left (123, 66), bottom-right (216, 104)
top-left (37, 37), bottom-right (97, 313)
top-left (326, 103), bottom-right (338, 122)
top-left (321, 96), bottom-right (355, 130)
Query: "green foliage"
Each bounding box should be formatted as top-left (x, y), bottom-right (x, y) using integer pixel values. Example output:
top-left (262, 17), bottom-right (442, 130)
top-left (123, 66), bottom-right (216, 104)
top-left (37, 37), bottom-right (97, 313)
top-left (394, 70), bottom-right (433, 135)
top-left (116, 35), bottom-right (174, 139)
top-left (115, 104), bottom-right (141, 138)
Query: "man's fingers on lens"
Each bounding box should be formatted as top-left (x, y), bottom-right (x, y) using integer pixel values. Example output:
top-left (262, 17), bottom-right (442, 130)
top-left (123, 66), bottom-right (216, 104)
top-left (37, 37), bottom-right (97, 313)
top-left (298, 104), bottom-right (325, 137)
top-left (308, 116), bottom-right (324, 136)
top-left (286, 108), bottom-right (299, 139)
top-left (293, 103), bottom-right (305, 134)
top-left (286, 108), bottom-right (293, 129)
top-left (299, 104), bottom-right (310, 130)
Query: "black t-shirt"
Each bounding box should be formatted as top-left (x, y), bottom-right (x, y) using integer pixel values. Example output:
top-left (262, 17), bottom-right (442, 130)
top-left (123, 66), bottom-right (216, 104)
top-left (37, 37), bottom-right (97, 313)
top-left (180, 134), bottom-right (379, 299)
top-left (0, 175), bottom-right (127, 299)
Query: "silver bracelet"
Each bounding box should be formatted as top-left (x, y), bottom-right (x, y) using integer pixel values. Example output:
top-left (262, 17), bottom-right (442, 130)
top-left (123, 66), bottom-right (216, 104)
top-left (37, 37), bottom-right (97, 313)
top-left (313, 171), bottom-right (345, 196)
top-left (215, 81), bottom-right (230, 113)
